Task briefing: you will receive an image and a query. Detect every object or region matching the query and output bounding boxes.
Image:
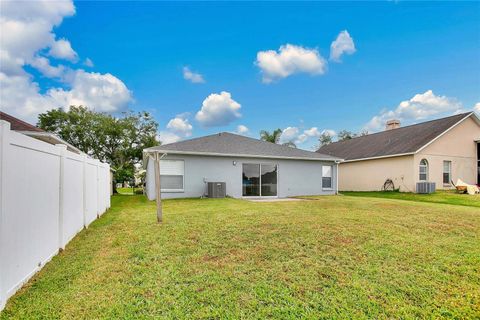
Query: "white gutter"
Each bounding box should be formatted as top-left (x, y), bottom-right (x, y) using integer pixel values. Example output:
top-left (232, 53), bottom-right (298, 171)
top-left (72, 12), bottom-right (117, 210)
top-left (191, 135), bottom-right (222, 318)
top-left (335, 161), bottom-right (340, 195)
top-left (143, 149), bottom-right (343, 162)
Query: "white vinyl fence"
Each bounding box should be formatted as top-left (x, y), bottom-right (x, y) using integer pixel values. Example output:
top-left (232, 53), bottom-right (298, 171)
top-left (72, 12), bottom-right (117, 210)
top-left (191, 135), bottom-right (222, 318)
top-left (0, 120), bottom-right (111, 311)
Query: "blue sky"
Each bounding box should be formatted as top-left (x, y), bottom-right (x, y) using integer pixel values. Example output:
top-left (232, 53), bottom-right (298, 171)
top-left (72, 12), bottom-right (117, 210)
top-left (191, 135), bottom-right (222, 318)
top-left (1, 1), bottom-right (479, 149)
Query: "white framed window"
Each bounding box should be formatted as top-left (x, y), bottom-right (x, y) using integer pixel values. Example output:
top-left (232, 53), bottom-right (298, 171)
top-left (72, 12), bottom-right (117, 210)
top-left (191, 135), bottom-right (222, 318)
top-left (443, 161), bottom-right (451, 185)
top-left (419, 159), bottom-right (429, 181)
top-left (322, 165), bottom-right (333, 190)
top-left (160, 160), bottom-right (184, 192)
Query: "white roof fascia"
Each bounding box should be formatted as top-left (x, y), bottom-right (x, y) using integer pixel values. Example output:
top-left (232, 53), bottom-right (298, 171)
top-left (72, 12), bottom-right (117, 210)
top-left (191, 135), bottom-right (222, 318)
top-left (143, 149), bottom-right (342, 162)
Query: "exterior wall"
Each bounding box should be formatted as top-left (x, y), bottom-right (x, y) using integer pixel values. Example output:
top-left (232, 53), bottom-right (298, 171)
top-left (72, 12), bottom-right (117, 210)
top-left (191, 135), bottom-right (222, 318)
top-left (414, 116), bottom-right (480, 188)
top-left (339, 155), bottom-right (415, 192)
top-left (145, 154), bottom-right (338, 199)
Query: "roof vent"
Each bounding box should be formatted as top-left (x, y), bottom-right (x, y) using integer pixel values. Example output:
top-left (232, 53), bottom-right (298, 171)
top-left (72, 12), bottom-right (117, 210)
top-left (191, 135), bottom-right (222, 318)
top-left (385, 119), bottom-right (401, 131)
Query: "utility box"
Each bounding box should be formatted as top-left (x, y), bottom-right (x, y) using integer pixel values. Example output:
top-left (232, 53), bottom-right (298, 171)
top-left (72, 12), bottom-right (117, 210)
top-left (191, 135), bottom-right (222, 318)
top-left (416, 182), bottom-right (436, 194)
top-left (207, 182), bottom-right (226, 198)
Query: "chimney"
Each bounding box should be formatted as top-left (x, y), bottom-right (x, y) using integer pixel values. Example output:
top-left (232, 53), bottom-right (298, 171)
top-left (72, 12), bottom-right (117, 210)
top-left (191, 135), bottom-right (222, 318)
top-left (385, 119), bottom-right (401, 131)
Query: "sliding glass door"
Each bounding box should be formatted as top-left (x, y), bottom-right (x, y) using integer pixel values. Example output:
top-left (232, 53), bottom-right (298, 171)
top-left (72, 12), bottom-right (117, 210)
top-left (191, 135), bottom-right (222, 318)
top-left (242, 164), bottom-right (260, 196)
top-left (242, 163), bottom-right (277, 197)
top-left (261, 164), bottom-right (277, 196)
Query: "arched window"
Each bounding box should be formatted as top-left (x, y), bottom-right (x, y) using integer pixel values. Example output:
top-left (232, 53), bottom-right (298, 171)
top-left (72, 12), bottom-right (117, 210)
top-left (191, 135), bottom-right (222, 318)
top-left (419, 159), bottom-right (429, 181)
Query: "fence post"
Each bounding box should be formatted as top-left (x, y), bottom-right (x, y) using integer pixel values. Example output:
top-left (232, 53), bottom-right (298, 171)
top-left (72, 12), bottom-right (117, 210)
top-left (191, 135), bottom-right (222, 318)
top-left (107, 164), bottom-right (111, 208)
top-left (96, 160), bottom-right (100, 217)
top-left (56, 144), bottom-right (67, 250)
top-left (82, 154), bottom-right (87, 228)
top-left (0, 120), bottom-right (11, 311)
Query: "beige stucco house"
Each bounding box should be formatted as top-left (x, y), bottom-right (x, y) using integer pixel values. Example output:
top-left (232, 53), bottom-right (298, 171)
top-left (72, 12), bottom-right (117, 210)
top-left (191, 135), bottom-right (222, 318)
top-left (318, 112), bottom-right (480, 192)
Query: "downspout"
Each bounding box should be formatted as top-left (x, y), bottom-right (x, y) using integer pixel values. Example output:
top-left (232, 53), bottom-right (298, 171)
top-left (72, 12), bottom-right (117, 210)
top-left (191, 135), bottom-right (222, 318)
top-left (335, 160), bottom-right (340, 195)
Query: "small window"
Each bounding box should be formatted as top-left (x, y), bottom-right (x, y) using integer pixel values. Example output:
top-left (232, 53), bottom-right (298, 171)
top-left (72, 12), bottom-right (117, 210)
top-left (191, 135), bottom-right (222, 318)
top-left (322, 165), bottom-right (333, 189)
top-left (419, 159), bottom-right (428, 181)
top-left (160, 160), bottom-right (184, 191)
top-left (443, 161), bottom-right (451, 185)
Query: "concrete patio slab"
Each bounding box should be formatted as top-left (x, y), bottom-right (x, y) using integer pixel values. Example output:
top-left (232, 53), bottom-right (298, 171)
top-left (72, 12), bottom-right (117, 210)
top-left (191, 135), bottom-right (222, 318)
top-left (246, 198), bottom-right (308, 202)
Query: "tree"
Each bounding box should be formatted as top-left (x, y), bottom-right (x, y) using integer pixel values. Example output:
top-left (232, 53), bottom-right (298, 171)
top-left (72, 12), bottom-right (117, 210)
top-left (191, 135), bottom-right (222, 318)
top-left (260, 129), bottom-right (297, 148)
top-left (337, 130), bottom-right (354, 142)
top-left (281, 141), bottom-right (297, 148)
top-left (337, 129), bottom-right (369, 142)
top-left (260, 129), bottom-right (283, 144)
top-left (38, 106), bottom-right (159, 188)
top-left (358, 129), bottom-right (369, 137)
top-left (318, 132), bottom-right (333, 146)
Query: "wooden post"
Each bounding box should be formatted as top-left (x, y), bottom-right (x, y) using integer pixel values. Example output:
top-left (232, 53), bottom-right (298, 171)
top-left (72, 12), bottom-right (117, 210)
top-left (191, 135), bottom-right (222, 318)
top-left (154, 153), bottom-right (162, 223)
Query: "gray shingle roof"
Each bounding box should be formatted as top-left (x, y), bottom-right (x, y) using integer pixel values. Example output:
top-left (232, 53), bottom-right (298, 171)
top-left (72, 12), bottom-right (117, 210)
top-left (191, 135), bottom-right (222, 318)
top-left (317, 112), bottom-right (475, 161)
top-left (145, 132), bottom-right (340, 161)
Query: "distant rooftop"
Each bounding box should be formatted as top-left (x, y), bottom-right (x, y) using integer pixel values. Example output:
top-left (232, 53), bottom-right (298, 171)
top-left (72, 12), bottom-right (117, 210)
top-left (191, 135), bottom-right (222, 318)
top-left (0, 111), bottom-right (82, 154)
top-left (0, 111), bottom-right (44, 132)
top-left (146, 132), bottom-right (341, 161)
top-left (318, 112), bottom-right (477, 161)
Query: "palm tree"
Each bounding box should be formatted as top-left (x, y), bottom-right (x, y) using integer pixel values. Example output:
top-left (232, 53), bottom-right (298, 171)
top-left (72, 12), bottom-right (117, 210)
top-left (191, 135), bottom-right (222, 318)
top-left (260, 129), bottom-right (282, 144)
top-left (260, 129), bottom-right (296, 148)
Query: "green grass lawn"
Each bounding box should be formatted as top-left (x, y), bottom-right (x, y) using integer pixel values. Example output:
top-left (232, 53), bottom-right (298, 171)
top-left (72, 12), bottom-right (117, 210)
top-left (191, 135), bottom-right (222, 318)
top-left (341, 190), bottom-right (480, 208)
top-left (2, 195), bottom-right (479, 319)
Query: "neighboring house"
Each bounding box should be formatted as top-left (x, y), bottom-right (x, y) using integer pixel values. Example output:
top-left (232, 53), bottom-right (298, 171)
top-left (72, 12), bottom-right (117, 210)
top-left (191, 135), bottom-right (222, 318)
top-left (0, 111), bottom-right (82, 154)
top-left (318, 112), bottom-right (480, 192)
top-left (143, 132), bottom-right (342, 199)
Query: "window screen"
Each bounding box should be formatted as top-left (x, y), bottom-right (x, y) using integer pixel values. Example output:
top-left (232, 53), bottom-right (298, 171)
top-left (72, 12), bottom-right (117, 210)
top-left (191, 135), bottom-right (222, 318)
top-left (322, 165), bottom-right (333, 189)
top-left (443, 161), bottom-right (451, 184)
top-left (419, 159), bottom-right (428, 181)
top-left (160, 160), bottom-right (184, 191)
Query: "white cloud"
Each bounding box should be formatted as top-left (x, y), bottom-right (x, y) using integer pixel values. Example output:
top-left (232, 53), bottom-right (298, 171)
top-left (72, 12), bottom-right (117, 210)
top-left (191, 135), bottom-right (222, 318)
top-left (280, 126), bottom-right (335, 145)
top-left (157, 113), bottom-right (193, 145)
top-left (256, 44), bottom-right (327, 83)
top-left (166, 115), bottom-right (193, 137)
top-left (235, 125), bottom-right (249, 135)
top-left (330, 30), bottom-right (356, 62)
top-left (296, 127), bottom-right (323, 144)
top-left (303, 127), bottom-right (322, 137)
top-left (48, 38), bottom-right (78, 62)
top-left (0, 0), bottom-right (75, 74)
top-left (195, 91), bottom-right (241, 127)
top-left (279, 127), bottom-right (300, 144)
top-left (84, 58), bottom-right (94, 67)
top-left (365, 90), bottom-right (463, 132)
top-left (183, 66), bottom-right (205, 83)
top-left (0, 0), bottom-right (133, 122)
top-left (157, 131), bottom-right (181, 145)
top-left (0, 69), bottom-right (132, 122)
top-left (29, 56), bottom-right (65, 78)
top-left (0, 73), bottom-right (63, 120)
top-left (474, 102), bottom-right (480, 113)
top-left (321, 129), bottom-right (337, 137)
top-left (48, 70), bottom-right (132, 113)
